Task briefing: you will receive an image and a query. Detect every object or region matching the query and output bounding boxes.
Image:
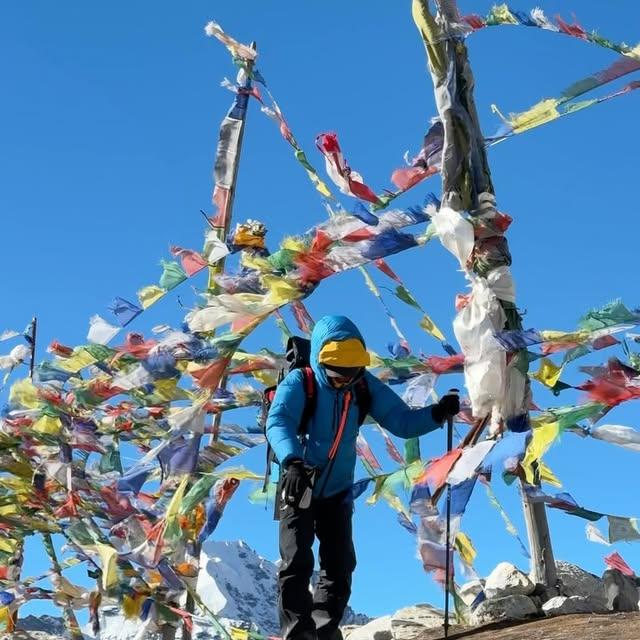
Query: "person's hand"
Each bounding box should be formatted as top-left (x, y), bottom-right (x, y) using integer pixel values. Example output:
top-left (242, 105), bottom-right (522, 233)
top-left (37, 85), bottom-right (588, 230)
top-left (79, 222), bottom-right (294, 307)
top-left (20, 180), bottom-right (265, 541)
top-left (431, 390), bottom-right (460, 424)
top-left (281, 459), bottom-right (311, 507)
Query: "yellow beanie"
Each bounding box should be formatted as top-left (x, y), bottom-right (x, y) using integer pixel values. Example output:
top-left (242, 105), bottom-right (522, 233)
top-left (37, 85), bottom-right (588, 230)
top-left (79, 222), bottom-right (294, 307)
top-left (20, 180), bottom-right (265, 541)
top-left (318, 338), bottom-right (370, 368)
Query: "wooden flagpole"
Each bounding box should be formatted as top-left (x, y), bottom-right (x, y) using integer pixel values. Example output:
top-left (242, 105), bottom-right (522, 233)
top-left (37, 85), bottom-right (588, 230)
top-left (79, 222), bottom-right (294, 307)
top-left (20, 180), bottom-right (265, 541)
top-left (180, 42), bottom-right (257, 640)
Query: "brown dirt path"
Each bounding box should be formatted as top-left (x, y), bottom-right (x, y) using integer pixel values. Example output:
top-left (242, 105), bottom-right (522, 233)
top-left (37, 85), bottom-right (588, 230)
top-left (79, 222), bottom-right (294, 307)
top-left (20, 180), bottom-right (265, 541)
top-left (417, 613), bottom-right (640, 640)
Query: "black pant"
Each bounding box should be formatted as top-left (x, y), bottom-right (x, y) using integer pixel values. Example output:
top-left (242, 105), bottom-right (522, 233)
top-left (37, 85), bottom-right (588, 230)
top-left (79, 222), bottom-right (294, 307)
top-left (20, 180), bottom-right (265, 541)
top-left (278, 491), bottom-right (356, 640)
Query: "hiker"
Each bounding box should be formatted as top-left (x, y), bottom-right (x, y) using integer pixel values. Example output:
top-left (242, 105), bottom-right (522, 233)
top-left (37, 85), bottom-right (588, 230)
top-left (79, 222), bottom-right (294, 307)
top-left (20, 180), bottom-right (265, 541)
top-left (266, 315), bottom-right (460, 640)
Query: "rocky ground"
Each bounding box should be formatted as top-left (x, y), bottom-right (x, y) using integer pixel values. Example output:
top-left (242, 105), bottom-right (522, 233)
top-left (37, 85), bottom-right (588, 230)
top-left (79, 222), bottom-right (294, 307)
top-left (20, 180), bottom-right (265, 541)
top-left (5, 614), bottom-right (640, 640)
top-left (4, 557), bottom-right (639, 639)
top-left (411, 613), bottom-right (640, 640)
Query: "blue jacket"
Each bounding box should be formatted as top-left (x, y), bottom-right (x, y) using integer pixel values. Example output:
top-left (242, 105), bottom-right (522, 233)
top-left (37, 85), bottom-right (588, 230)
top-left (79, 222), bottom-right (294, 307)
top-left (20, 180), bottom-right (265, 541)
top-left (266, 315), bottom-right (442, 498)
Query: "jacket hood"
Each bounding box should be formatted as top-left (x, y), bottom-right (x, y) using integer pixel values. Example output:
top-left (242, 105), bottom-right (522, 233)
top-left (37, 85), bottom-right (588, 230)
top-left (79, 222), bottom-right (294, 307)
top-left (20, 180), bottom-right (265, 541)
top-left (310, 315), bottom-right (366, 387)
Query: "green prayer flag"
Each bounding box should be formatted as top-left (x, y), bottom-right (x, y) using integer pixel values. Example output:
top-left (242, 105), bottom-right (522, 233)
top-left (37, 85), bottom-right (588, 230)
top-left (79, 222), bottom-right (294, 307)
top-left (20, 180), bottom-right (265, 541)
top-left (159, 260), bottom-right (188, 290)
top-left (608, 516), bottom-right (640, 543)
top-left (180, 475), bottom-right (217, 514)
top-left (395, 285), bottom-right (421, 310)
top-left (579, 300), bottom-right (639, 332)
top-left (404, 437), bottom-right (421, 464)
top-left (99, 446), bottom-right (123, 474)
top-left (82, 343), bottom-right (116, 362)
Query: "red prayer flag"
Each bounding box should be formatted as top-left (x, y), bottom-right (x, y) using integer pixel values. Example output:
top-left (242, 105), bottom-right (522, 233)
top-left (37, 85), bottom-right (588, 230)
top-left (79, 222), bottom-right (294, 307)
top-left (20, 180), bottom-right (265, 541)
top-left (417, 449), bottom-right (463, 494)
top-left (605, 551), bottom-right (635, 577)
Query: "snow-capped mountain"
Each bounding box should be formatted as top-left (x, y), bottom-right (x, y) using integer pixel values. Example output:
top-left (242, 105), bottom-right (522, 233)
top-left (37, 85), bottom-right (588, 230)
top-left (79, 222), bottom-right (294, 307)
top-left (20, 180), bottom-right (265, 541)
top-left (196, 539), bottom-right (281, 634)
top-left (88, 539), bottom-right (370, 639)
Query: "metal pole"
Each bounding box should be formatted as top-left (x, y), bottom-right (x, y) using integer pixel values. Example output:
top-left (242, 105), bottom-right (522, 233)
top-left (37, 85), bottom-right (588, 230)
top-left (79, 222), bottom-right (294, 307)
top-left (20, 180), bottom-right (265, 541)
top-left (28, 316), bottom-right (37, 379)
top-left (443, 388), bottom-right (458, 638)
top-left (443, 414), bottom-right (453, 638)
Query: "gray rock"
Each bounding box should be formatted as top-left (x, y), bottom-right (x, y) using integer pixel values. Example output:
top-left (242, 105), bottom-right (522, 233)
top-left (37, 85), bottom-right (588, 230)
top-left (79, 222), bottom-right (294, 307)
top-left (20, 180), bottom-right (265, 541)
top-left (603, 568), bottom-right (640, 612)
top-left (542, 595), bottom-right (602, 617)
top-left (556, 560), bottom-right (607, 610)
top-left (484, 562), bottom-right (534, 599)
top-left (390, 604), bottom-right (445, 640)
top-left (471, 594), bottom-right (538, 625)
top-left (346, 616), bottom-right (393, 640)
top-left (458, 579), bottom-right (485, 607)
top-left (342, 624), bottom-right (363, 639)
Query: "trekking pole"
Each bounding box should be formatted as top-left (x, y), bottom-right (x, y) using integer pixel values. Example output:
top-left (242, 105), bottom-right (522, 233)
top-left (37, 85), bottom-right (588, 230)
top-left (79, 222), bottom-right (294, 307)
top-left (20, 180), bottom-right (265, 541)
top-left (443, 388), bottom-right (458, 639)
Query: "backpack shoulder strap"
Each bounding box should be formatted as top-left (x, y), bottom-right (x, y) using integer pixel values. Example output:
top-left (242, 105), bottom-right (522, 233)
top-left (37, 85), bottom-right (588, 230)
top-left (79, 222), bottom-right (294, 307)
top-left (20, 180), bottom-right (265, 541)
top-left (354, 377), bottom-right (371, 426)
top-left (298, 366), bottom-right (317, 436)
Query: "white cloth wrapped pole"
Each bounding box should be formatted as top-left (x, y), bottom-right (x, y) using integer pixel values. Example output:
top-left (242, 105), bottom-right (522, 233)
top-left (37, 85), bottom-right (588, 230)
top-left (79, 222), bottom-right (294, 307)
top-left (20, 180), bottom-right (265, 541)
top-left (431, 206), bottom-right (475, 269)
top-left (453, 277), bottom-right (506, 417)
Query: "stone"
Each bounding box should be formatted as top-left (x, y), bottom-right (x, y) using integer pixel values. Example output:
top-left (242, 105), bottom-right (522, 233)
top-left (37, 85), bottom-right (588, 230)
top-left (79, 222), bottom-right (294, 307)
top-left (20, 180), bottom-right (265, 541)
top-left (346, 616), bottom-right (393, 640)
top-left (542, 595), bottom-right (600, 617)
top-left (484, 562), bottom-right (535, 599)
top-left (471, 594), bottom-right (539, 625)
top-left (603, 568), bottom-right (640, 612)
top-left (458, 579), bottom-right (485, 607)
top-left (390, 604), bottom-right (445, 640)
top-left (555, 561), bottom-right (607, 611)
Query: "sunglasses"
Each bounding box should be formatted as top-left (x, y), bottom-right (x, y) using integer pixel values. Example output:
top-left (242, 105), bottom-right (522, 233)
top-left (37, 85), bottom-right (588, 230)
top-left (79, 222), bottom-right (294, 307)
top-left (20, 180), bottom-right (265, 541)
top-left (329, 375), bottom-right (355, 388)
top-left (323, 366), bottom-right (364, 388)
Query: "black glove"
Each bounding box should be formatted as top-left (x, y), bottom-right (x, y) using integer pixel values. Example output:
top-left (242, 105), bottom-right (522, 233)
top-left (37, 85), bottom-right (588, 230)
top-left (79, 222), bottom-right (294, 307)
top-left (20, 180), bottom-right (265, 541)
top-left (281, 459), bottom-right (312, 507)
top-left (431, 392), bottom-right (460, 424)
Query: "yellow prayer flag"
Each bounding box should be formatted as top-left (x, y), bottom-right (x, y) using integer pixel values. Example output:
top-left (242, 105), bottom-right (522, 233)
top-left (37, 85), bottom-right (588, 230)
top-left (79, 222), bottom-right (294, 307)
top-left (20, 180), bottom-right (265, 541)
top-left (366, 476), bottom-right (388, 506)
top-left (240, 252), bottom-right (271, 274)
top-left (137, 285), bottom-right (166, 309)
top-left (9, 378), bottom-right (40, 409)
top-left (251, 369), bottom-right (277, 387)
top-left (522, 421), bottom-right (560, 485)
top-left (215, 467), bottom-right (262, 482)
top-left (419, 314), bottom-right (446, 342)
top-left (55, 348), bottom-right (97, 373)
top-left (455, 531), bottom-right (477, 566)
top-left (281, 236), bottom-right (306, 253)
top-left (164, 475), bottom-right (191, 539)
top-left (55, 575), bottom-right (88, 599)
top-left (95, 543), bottom-right (118, 590)
top-left (624, 43), bottom-right (640, 61)
top-left (262, 275), bottom-right (301, 306)
top-left (359, 267), bottom-right (380, 298)
top-left (230, 628), bottom-right (249, 640)
top-left (367, 351), bottom-right (385, 368)
top-left (491, 4), bottom-right (519, 24)
top-left (152, 378), bottom-right (190, 402)
top-left (308, 172), bottom-right (332, 198)
top-left (412, 0), bottom-right (447, 76)
top-left (538, 461), bottom-right (562, 488)
top-left (0, 537), bottom-right (18, 554)
top-left (508, 98), bottom-right (561, 133)
top-left (32, 414), bottom-right (62, 435)
top-left (539, 329), bottom-right (588, 344)
top-left (122, 593), bottom-right (143, 619)
top-left (0, 606), bottom-right (13, 632)
top-left (531, 358), bottom-right (563, 389)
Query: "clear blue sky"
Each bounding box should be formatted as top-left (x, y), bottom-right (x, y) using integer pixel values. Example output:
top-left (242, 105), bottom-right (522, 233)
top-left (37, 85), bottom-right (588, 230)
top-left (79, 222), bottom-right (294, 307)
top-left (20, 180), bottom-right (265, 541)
top-left (2, 0), bottom-right (640, 623)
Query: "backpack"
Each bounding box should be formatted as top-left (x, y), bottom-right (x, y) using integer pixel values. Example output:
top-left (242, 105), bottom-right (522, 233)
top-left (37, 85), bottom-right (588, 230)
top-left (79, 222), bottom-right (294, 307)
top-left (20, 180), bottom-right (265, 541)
top-left (261, 335), bottom-right (371, 490)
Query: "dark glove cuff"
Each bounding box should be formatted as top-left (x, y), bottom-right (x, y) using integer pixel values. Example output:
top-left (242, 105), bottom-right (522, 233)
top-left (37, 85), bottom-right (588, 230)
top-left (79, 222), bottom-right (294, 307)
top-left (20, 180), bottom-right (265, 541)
top-left (431, 404), bottom-right (446, 424)
top-left (284, 457), bottom-right (304, 469)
